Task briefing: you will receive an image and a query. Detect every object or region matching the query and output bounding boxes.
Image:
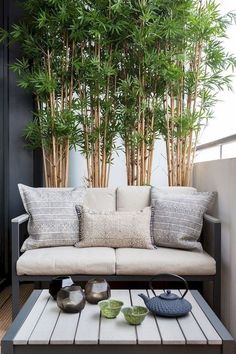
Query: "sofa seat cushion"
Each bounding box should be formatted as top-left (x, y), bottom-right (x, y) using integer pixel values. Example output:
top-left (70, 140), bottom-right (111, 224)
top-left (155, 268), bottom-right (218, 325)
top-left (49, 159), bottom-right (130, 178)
top-left (17, 246), bottom-right (116, 275)
top-left (115, 248), bottom-right (216, 275)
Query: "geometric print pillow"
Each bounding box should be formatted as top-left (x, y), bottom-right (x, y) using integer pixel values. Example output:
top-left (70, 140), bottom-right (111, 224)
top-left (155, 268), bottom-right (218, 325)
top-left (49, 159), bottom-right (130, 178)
top-left (75, 205), bottom-right (154, 249)
top-left (18, 184), bottom-right (86, 251)
top-left (151, 192), bottom-right (215, 251)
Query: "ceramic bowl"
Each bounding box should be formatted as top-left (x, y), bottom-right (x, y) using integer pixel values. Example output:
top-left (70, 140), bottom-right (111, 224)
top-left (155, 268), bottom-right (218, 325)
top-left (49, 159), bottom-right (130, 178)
top-left (122, 306), bottom-right (149, 325)
top-left (98, 299), bottom-right (123, 319)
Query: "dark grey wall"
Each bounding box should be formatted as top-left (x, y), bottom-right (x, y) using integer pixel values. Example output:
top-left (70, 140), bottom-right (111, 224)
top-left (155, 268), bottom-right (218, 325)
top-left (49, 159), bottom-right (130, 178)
top-left (0, 0), bottom-right (6, 282)
top-left (0, 0), bottom-right (35, 282)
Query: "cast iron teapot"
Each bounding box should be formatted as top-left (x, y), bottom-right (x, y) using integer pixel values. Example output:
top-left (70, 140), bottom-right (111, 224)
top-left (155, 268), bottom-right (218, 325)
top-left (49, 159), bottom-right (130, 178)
top-left (139, 273), bottom-right (192, 317)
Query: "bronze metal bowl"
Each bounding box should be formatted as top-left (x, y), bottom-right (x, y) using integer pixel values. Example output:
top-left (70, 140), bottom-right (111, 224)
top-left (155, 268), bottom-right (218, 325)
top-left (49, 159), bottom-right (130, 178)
top-left (85, 278), bottom-right (111, 304)
top-left (57, 285), bottom-right (86, 313)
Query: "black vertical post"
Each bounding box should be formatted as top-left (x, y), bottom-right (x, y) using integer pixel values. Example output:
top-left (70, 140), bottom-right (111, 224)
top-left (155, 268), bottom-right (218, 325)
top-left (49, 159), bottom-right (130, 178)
top-left (0, 0), bottom-right (35, 283)
top-left (0, 0), bottom-right (6, 284)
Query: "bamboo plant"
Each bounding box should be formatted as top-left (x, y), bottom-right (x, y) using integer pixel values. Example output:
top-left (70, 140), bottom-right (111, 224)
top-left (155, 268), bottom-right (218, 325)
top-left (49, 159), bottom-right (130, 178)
top-left (73, 1), bottom-right (122, 187)
top-left (3, 0), bottom-right (83, 187)
top-left (157, 0), bottom-right (236, 186)
top-left (2, 0), bottom-right (235, 188)
top-left (116, 0), bottom-right (166, 186)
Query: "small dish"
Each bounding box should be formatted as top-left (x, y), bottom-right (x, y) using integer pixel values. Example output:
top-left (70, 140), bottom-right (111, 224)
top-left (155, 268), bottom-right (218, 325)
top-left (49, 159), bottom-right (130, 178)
top-left (98, 299), bottom-right (123, 318)
top-left (122, 306), bottom-right (149, 325)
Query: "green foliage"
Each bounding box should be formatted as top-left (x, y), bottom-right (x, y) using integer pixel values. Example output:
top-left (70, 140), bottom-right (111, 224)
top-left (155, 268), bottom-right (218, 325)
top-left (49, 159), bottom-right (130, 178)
top-left (143, 0), bottom-right (236, 139)
top-left (1, 0), bottom-right (235, 186)
top-left (24, 107), bottom-right (81, 150)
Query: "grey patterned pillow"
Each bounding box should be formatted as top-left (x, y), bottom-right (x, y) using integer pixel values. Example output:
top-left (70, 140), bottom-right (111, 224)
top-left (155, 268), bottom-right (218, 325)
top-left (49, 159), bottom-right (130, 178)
top-left (75, 206), bottom-right (154, 249)
top-left (151, 192), bottom-right (215, 251)
top-left (18, 184), bottom-right (86, 251)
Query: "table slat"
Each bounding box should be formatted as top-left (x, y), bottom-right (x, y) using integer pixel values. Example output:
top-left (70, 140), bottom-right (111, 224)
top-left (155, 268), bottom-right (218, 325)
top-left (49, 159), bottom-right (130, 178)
top-left (181, 290), bottom-right (222, 345)
top-left (13, 290), bottom-right (49, 345)
top-left (147, 290), bottom-right (185, 345)
top-left (11, 288), bottom-right (224, 349)
top-left (171, 290), bottom-right (207, 344)
top-left (99, 289), bottom-right (137, 344)
top-left (28, 296), bottom-right (60, 344)
top-left (50, 311), bottom-right (80, 344)
top-left (131, 289), bottom-right (161, 344)
top-left (75, 302), bottom-right (100, 344)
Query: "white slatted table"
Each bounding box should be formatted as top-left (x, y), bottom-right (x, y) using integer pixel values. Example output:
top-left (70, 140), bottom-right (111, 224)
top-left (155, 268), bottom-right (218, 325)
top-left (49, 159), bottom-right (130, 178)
top-left (2, 289), bottom-right (234, 354)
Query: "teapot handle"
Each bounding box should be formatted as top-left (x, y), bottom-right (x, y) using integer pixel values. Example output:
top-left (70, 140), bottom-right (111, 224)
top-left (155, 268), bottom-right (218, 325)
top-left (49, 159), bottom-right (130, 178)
top-left (149, 273), bottom-right (189, 299)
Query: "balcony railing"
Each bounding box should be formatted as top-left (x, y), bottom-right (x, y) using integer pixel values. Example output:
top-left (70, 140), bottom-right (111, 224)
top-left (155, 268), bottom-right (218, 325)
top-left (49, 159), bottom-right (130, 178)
top-left (195, 134), bottom-right (236, 162)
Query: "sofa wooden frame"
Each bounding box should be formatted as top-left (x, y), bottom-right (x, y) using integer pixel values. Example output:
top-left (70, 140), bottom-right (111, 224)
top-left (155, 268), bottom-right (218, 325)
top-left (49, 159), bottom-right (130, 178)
top-left (11, 213), bottom-right (221, 319)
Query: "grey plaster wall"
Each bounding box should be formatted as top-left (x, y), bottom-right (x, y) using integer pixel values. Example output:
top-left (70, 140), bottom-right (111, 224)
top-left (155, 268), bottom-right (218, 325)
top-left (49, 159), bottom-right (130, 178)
top-left (193, 158), bottom-right (236, 339)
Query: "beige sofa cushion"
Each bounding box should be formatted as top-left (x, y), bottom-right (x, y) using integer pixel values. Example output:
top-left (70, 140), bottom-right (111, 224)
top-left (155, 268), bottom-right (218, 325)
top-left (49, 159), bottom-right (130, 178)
top-left (83, 188), bottom-right (116, 211)
top-left (153, 186), bottom-right (197, 195)
top-left (117, 186), bottom-right (151, 211)
top-left (116, 248), bottom-right (215, 275)
top-left (117, 186), bottom-right (197, 211)
top-left (17, 246), bottom-right (115, 275)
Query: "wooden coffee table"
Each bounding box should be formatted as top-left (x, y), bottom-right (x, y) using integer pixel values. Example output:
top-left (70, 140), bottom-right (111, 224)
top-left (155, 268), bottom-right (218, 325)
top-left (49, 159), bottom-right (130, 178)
top-left (2, 289), bottom-right (234, 354)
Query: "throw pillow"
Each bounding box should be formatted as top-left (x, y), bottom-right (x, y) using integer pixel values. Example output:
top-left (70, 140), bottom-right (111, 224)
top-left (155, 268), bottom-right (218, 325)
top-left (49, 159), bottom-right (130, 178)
top-left (75, 206), bottom-right (154, 249)
top-left (18, 184), bottom-right (86, 251)
top-left (151, 192), bottom-right (215, 251)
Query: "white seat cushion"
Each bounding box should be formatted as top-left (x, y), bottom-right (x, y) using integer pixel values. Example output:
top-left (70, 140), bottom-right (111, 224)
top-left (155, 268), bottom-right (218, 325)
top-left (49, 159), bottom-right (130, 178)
top-left (115, 248), bottom-right (216, 275)
top-left (17, 247), bottom-right (116, 275)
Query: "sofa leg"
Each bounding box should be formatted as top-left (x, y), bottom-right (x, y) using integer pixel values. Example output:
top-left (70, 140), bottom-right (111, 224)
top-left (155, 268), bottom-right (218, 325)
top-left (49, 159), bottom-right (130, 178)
top-left (12, 276), bottom-right (20, 320)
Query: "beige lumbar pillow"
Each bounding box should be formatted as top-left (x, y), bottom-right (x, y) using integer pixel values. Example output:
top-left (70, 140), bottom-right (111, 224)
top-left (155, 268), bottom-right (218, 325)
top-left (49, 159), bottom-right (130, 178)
top-left (75, 206), bottom-right (154, 249)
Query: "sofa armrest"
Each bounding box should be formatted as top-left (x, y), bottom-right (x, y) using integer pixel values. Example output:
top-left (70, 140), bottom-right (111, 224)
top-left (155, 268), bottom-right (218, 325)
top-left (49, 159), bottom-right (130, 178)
top-left (202, 214), bottom-right (221, 263)
top-left (12, 214), bottom-right (29, 224)
top-left (11, 214), bottom-right (29, 267)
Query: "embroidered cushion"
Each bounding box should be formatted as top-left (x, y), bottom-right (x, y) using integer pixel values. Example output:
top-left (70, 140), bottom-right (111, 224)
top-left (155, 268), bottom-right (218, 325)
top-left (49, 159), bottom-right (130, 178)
top-left (75, 206), bottom-right (154, 249)
top-left (18, 184), bottom-right (86, 251)
top-left (151, 192), bottom-right (215, 251)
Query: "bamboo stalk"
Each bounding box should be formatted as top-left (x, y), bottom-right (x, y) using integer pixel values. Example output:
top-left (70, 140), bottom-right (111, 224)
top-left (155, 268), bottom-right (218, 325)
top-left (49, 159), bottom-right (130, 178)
top-left (170, 92), bottom-right (175, 186)
top-left (36, 96), bottom-right (49, 187)
top-left (141, 112), bottom-right (145, 184)
top-left (64, 138), bottom-right (70, 187)
top-left (47, 49), bottom-right (58, 187)
top-left (165, 92), bottom-right (172, 186)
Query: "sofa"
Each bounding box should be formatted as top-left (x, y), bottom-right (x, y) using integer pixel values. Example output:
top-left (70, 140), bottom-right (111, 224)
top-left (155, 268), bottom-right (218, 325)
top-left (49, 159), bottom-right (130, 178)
top-left (11, 186), bottom-right (221, 318)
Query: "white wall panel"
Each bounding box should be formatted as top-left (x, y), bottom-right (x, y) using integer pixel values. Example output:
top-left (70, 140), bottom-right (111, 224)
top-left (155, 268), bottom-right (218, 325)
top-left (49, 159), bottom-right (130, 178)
top-left (193, 158), bottom-right (236, 339)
